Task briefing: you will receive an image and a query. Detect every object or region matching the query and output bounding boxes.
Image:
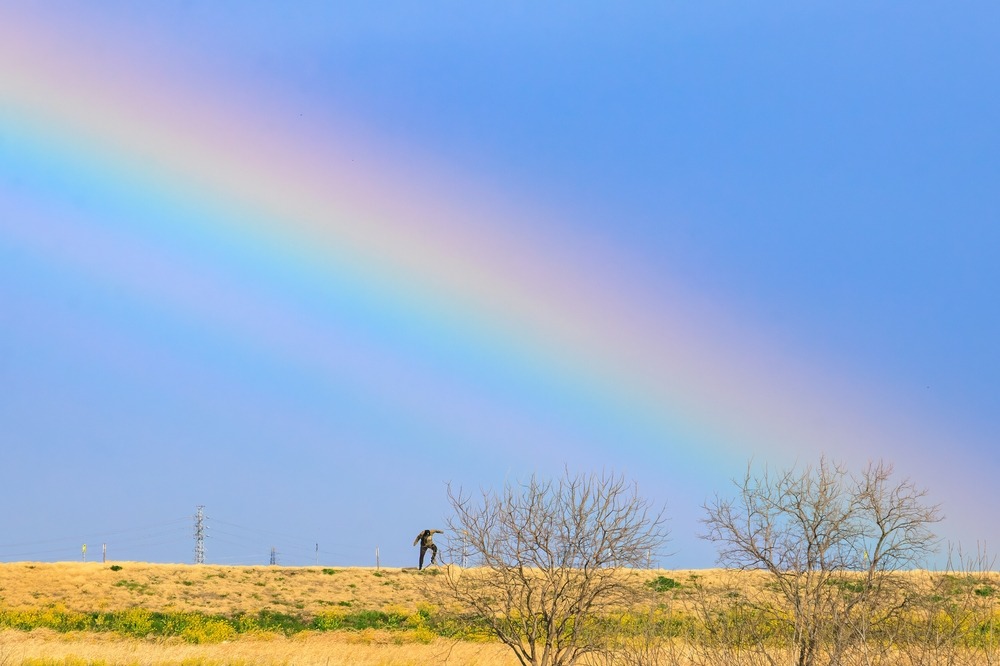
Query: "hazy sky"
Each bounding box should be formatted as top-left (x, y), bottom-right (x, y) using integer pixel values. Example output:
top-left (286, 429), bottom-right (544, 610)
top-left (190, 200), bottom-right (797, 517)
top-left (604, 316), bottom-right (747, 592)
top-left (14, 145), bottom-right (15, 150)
top-left (1, 3), bottom-right (998, 568)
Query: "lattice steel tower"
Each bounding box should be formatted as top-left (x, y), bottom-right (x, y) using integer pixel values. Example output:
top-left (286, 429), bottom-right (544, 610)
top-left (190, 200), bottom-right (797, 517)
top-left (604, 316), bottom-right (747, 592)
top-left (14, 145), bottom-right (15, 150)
top-left (193, 505), bottom-right (206, 564)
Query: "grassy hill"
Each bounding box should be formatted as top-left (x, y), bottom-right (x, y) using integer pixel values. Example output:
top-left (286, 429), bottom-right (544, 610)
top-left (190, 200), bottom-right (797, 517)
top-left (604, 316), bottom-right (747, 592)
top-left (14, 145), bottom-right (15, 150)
top-left (0, 561), bottom-right (452, 616)
top-left (0, 562), bottom-right (718, 665)
top-left (1, 562), bottom-right (998, 666)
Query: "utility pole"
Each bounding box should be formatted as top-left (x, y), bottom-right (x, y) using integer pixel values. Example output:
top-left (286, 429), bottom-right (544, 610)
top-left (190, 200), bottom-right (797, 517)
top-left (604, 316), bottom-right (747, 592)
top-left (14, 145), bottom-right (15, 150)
top-left (193, 505), bottom-right (206, 565)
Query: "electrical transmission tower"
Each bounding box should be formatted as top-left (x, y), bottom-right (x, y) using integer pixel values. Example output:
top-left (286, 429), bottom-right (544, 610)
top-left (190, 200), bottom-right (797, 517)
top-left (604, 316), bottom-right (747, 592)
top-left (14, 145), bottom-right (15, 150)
top-left (193, 505), bottom-right (206, 564)
top-left (269, 546), bottom-right (277, 566)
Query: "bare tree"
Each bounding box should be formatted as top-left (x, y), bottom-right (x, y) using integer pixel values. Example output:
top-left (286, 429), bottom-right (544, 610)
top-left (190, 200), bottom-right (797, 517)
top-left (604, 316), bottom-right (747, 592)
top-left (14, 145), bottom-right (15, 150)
top-left (702, 457), bottom-right (942, 666)
top-left (442, 469), bottom-right (669, 666)
top-left (900, 544), bottom-right (1000, 666)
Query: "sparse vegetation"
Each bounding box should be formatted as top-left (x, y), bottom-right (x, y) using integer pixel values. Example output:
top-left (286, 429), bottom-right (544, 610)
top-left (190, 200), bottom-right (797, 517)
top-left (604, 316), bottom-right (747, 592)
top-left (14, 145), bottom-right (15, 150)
top-left (646, 576), bottom-right (681, 592)
top-left (702, 457), bottom-right (944, 666)
top-left (0, 461), bottom-right (994, 665)
top-left (0, 562), bottom-right (998, 665)
top-left (443, 469), bottom-right (670, 666)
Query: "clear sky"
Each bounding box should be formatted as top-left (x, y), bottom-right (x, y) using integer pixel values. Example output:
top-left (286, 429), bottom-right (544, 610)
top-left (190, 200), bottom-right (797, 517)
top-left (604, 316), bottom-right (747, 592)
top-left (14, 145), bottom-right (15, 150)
top-left (1, 2), bottom-right (998, 568)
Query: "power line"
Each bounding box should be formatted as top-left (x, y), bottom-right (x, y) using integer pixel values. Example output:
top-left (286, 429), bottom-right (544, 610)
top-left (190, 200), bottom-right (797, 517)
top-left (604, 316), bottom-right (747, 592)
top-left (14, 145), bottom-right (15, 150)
top-left (210, 518), bottom-right (323, 547)
top-left (0, 517), bottom-right (190, 549)
top-left (0, 519), bottom-right (193, 562)
top-left (0, 508), bottom-right (362, 566)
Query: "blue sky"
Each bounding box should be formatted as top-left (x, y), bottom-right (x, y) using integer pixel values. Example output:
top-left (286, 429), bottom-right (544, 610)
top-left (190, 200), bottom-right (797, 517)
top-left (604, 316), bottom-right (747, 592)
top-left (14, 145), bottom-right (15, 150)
top-left (1, 3), bottom-right (998, 568)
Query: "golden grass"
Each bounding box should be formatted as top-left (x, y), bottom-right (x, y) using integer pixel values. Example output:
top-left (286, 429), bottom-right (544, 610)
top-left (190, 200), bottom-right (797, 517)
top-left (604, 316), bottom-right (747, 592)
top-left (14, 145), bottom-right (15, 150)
top-left (0, 562), bottom-right (446, 616)
top-left (0, 563), bottom-right (712, 665)
top-left (0, 563), bottom-right (748, 617)
top-left (0, 628), bottom-right (522, 666)
top-left (1, 563), bottom-right (998, 666)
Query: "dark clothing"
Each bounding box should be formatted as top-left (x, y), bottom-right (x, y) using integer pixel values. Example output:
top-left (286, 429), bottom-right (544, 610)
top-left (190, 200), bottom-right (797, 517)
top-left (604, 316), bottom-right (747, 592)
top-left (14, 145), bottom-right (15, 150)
top-left (413, 529), bottom-right (442, 569)
top-left (418, 543), bottom-right (437, 569)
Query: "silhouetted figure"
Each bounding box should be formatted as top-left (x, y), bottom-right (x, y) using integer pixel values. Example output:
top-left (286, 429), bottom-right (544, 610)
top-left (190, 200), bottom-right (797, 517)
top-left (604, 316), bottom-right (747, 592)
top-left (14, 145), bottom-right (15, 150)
top-left (413, 529), bottom-right (443, 569)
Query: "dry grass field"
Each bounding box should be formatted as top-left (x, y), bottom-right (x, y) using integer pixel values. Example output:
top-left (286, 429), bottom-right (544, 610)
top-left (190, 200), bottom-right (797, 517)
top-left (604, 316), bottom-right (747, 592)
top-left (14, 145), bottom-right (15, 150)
top-left (0, 627), bottom-right (523, 666)
top-left (0, 562), bottom-right (454, 616)
top-left (1, 561), bottom-right (512, 665)
top-left (0, 562), bottom-right (701, 665)
top-left (0, 562), bottom-right (997, 665)
top-left (0, 562), bottom-right (758, 615)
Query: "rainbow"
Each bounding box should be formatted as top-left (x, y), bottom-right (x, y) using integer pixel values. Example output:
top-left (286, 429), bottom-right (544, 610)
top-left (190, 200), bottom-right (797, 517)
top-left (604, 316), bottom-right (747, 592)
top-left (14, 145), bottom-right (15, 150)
top-left (0, 7), bottom-right (955, 491)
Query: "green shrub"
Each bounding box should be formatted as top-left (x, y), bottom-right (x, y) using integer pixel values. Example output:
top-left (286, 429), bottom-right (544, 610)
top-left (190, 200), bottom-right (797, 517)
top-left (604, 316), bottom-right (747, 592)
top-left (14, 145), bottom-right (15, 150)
top-left (646, 576), bottom-right (681, 592)
top-left (310, 609), bottom-right (409, 632)
top-left (109, 608), bottom-right (154, 636)
top-left (825, 577), bottom-right (867, 594)
top-left (248, 609), bottom-right (306, 634)
top-left (113, 579), bottom-right (151, 594)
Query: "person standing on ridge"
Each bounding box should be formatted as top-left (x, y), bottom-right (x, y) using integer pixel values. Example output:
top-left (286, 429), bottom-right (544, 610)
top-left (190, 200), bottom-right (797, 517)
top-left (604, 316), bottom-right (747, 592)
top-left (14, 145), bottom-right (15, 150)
top-left (413, 529), bottom-right (443, 570)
